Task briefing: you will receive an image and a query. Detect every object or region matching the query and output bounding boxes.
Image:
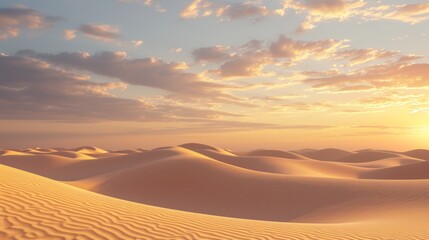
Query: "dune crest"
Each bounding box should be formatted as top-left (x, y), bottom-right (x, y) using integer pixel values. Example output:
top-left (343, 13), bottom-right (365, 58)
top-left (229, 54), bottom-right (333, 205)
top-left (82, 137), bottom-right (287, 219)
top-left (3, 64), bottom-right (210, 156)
top-left (72, 146), bottom-right (109, 154)
top-left (403, 149), bottom-right (429, 160)
top-left (297, 148), bottom-right (354, 161)
top-left (245, 149), bottom-right (305, 159)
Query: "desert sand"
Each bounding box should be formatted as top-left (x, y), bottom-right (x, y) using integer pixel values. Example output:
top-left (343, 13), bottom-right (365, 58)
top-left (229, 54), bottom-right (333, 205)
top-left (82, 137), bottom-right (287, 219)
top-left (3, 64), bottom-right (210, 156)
top-left (1, 143), bottom-right (429, 239)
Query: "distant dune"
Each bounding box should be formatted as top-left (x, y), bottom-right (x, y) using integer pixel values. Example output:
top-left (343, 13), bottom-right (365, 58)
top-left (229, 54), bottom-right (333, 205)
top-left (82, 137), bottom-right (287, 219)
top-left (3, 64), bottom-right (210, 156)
top-left (334, 150), bottom-right (400, 163)
top-left (1, 144), bottom-right (429, 239)
top-left (296, 148), bottom-right (354, 161)
top-left (245, 149), bottom-right (306, 159)
top-left (403, 149), bottom-right (429, 160)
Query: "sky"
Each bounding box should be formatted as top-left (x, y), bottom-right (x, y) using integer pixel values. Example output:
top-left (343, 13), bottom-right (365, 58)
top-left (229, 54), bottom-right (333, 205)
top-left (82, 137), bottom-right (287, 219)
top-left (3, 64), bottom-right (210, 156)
top-left (1, 0), bottom-right (428, 151)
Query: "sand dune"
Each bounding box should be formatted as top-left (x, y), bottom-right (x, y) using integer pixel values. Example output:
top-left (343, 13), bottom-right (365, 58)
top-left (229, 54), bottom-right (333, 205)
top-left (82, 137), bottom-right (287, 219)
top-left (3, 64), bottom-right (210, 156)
top-left (84, 153), bottom-right (429, 222)
top-left (22, 147), bottom-right (56, 154)
top-left (0, 150), bottom-right (32, 156)
top-left (72, 146), bottom-right (109, 154)
top-left (110, 149), bottom-right (144, 154)
top-left (297, 148), bottom-right (354, 161)
top-left (244, 149), bottom-right (306, 159)
top-left (1, 144), bottom-right (429, 239)
top-left (180, 143), bottom-right (237, 156)
top-left (172, 146), bottom-right (365, 177)
top-left (403, 149), bottom-right (429, 160)
top-left (49, 150), bottom-right (97, 160)
top-left (3, 164), bottom-right (429, 240)
top-left (347, 156), bottom-right (425, 169)
top-left (362, 161), bottom-right (429, 179)
top-left (334, 150), bottom-right (400, 163)
top-left (0, 154), bottom-right (78, 179)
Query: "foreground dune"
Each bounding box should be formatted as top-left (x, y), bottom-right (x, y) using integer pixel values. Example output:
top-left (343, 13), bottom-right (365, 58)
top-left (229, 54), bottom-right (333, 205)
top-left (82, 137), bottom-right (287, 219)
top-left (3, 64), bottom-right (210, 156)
top-left (2, 165), bottom-right (429, 240)
top-left (1, 144), bottom-right (429, 239)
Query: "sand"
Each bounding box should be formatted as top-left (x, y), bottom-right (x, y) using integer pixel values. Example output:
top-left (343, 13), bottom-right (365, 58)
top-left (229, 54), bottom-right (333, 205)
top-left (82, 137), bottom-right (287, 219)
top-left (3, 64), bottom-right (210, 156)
top-left (1, 144), bottom-right (429, 239)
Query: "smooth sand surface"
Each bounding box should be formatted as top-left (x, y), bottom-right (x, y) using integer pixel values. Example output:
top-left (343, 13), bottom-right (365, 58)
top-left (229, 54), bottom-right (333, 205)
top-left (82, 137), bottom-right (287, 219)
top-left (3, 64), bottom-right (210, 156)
top-left (1, 144), bottom-right (429, 239)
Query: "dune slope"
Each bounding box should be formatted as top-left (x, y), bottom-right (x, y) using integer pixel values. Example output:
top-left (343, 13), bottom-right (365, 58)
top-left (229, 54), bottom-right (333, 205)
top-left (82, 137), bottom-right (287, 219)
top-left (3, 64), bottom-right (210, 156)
top-left (2, 164), bottom-right (429, 240)
top-left (83, 152), bottom-right (429, 222)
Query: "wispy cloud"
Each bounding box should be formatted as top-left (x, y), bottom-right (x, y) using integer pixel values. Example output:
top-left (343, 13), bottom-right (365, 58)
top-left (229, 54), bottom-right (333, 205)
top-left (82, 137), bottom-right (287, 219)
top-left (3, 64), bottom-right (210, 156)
top-left (191, 35), bottom-right (348, 78)
top-left (283, 1), bottom-right (429, 32)
top-left (336, 48), bottom-right (398, 66)
top-left (180, 0), bottom-right (283, 21)
top-left (79, 24), bottom-right (120, 41)
top-left (283, 0), bottom-right (366, 32)
top-left (361, 3), bottom-right (429, 24)
top-left (131, 40), bottom-right (144, 47)
top-left (303, 56), bottom-right (429, 91)
top-left (269, 35), bottom-right (346, 61)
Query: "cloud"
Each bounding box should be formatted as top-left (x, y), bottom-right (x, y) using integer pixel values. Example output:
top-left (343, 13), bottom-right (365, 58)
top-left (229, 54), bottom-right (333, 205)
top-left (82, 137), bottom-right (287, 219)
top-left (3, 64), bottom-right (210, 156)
top-left (250, 94), bottom-right (307, 102)
top-left (219, 52), bottom-right (272, 78)
top-left (63, 29), bottom-right (76, 40)
top-left (190, 35), bottom-right (417, 87)
top-left (392, 3), bottom-right (429, 24)
top-left (357, 92), bottom-right (426, 109)
top-left (283, 1), bottom-right (429, 32)
top-left (299, 69), bottom-right (340, 77)
top-left (180, 0), bottom-right (212, 19)
top-left (129, 121), bottom-right (334, 135)
top-left (16, 50), bottom-right (253, 107)
top-left (0, 6), bottom-right (61, 39)
top-left (181, 1), bottom-right (429, 32)
top-left (216, 2), bottom-right (281, 20)
top-left (336, 48), bottom-right (398, 66)
top-left (284, 0), bottom-right (366, 31)
top-left (131, 40), bottom-right (144, 47)
top-left (303, 56), bottom-right (429, 92)
top-left (171, 48), bottom-right (183, 53)
top-left (69, 24), bottom-right (143, 47)
top-left (335, 85), bottom-right (374, 92)
top-left (325, 91), bottom-right (427, 114)
top-left (18, 50), bottom-right (223, 96)
top-left (0, 54), bottom-right (142, 121)
top-left (411, 107), bottom-right (429, 114)
top-left (79, 24), bottom-right (120, 41)
top-left (180, 0), bottom-right (283, 20)
top-left (192, 35), bottom-right (347, 78)
top-left (361, 3), bottom-right (429, 24)
top-left (192, 45), bottom-right (232, 63)
top-left (353, 125), bottom-right (412, 130)
top-left (278, 102), bottom-right (333, 112)
top-left (269, 34), bottom-right (346, 61)
top-left (0, 54), bottom-right (238, 122)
